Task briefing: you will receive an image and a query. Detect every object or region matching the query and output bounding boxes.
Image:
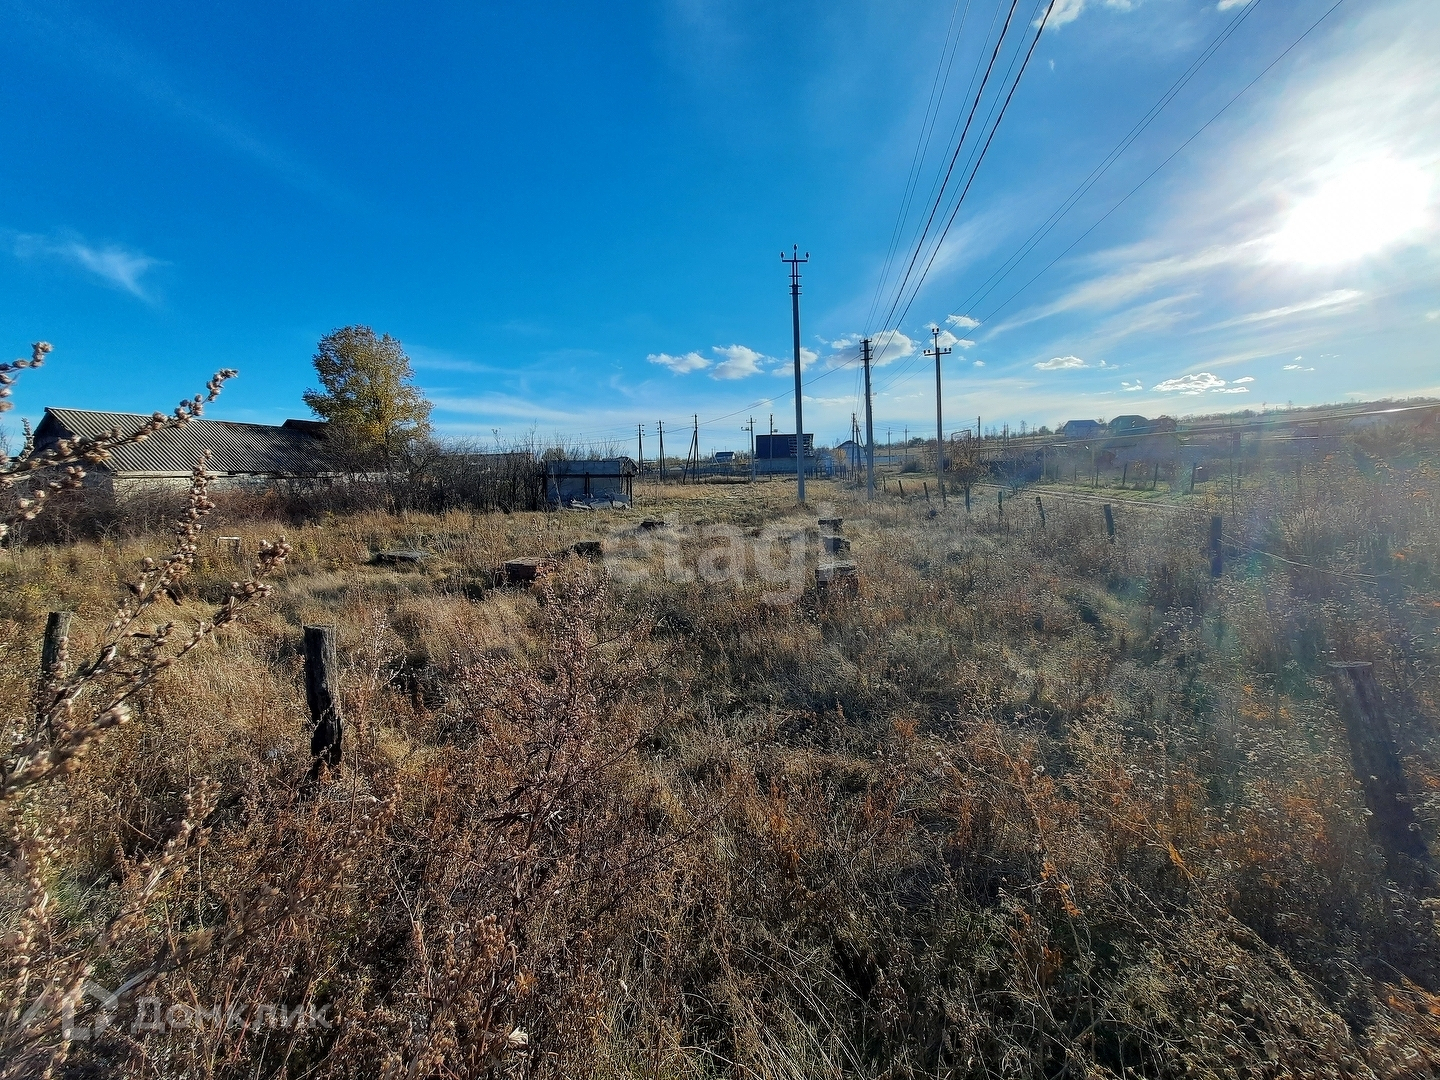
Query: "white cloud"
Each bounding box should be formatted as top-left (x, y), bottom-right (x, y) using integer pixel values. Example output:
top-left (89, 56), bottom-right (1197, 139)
top-left (710, 344), bottom-right (767, 380)
top-left (800, 346), bottom-right (819, 370)
top-left (953, 338), bottom-right (976, 349)
top-left (1234, 376), bottom-right (1255, 384)
top-left (1427, 310), bottom-right (1440, 320)
top-left (1283, 363), bottom-right (1315, 372)
top-left (1043, 0), bottom-right (1141, 30)
top-left (1215, 386), bottom-right (1251, 394)
top-left (1152, 372), bottom-right (1229, 394)
top-left (1036, 355), bottom-right (1088, 371)
top-left (1121, 380), bottom-right (1145, 392)
top-left (973, 360), bottom-right (985, 367)
top-left (1217, 0), bottom-right (1253, 10)
top-left (945, 314), bottom-right (981, 329)
top-left (869, 330), bottom-right (916, 365)
top-left (647, 351), bottom-right (710, 374)
top-left (12, 232), bottom-right (159, 298)
top-left (1046, 0), bottom-right (1088, 28)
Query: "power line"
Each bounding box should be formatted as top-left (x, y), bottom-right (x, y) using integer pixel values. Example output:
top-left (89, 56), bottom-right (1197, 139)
top-left (977, 0), bottom-right (1348, 326)
top-left (954, 0), bottom-right (1265, 320)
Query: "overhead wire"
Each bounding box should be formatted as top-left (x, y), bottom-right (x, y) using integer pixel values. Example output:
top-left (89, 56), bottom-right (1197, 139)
top-left (953, 0), bottom-right (1265, 321)
top-left (975, 0), bottom-right (1349, 327)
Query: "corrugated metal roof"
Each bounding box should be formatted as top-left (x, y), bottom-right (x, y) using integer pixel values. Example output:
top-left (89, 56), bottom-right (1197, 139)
top-left (543, 457), bottom-right (638, 478)
top-left (36, 408), bottom-right (332, 477)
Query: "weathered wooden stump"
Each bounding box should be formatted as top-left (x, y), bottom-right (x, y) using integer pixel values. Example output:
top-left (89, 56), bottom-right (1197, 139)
top-left (504, 557), bottom-right (554, 584)
top-left (818, 517), bottom-right (843, 532)
top-left (1329, 661), bottom-right (1430, 879)
top-left (820, 534), bottom-right (850, 555)
top-left (816, 561), bottom-right (859, 597)
top-left (571, 540), bottom-right (603, 560)
top-left (639, 519), bottom-right (668, 531)
top-left (374, 549), bottom-right (431, 566)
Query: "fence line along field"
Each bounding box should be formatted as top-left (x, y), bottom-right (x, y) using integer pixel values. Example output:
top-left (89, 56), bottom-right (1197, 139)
top-left (3, 349), bottom-right (1440, 1078)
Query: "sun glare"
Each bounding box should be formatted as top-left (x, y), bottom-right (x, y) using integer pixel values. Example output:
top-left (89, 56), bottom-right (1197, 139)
top-left (1269, 158), bottom-right (1433, 267)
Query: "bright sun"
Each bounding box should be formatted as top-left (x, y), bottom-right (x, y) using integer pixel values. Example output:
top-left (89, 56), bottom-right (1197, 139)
top-left (1269, 158), bottom-right (1433, 267)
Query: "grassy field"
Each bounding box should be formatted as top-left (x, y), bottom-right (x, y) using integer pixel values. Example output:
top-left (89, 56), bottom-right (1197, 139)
top-left (3, 417), bottom-right (1440, 1077)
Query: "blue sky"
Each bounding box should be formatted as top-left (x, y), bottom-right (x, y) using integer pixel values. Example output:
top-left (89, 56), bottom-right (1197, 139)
top-left (3, 0), bottom-right (1436, 453)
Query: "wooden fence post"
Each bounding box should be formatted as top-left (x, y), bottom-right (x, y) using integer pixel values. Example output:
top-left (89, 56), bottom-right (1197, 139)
top-left (1035, 496), bottom-right (1046, 530)
top-left (303, 625), bottom-right (343, 781)
top-left (1103, 504), bottom-right (1115, 542)
top-left (1209, 515), bottom-right (1223, 577)
top-left (1190, 462), bottom-right (1198, 494)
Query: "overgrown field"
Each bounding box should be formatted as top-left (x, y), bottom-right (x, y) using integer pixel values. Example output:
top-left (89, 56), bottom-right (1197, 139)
top-left (4, 422), bottom-right (1440, 1078)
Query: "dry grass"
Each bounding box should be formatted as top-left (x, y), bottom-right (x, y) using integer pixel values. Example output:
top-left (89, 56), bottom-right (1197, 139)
top-left (2, 417), bottom-right (1440, 1077)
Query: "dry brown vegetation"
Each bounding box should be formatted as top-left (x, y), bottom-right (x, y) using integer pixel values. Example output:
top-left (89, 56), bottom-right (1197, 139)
top-left (3, 408), bottom-right (1440, 1078)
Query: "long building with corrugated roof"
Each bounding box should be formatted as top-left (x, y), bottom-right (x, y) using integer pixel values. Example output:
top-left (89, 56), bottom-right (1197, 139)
top-left (33, 408), bottom-right (333, 494)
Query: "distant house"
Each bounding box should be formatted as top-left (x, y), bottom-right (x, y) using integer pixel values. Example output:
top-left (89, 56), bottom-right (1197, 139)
top-left (1060, 419), bottom-right (1105, 440)
top-left (1108, 415), bottom-right (1149, 436)
top-left (543, 457), bottom-right (637, 504)
top-left (713, 450), bottom-right (736, 464)
top-left (32, 408), bottom-right (332, 495)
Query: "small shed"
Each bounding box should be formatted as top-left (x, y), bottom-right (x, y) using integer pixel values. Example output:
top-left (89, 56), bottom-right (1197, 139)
top-left (544, 457), bottom-right (637, 504)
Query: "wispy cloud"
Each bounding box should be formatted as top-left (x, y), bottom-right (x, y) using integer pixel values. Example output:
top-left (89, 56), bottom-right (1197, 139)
top-left (1035, 354), bottom-right (1088, 371)
top-left (1121, 380), bottom-right (1145, 392)
top-left (946, 314), bottom-right (981, 329)
top-left (11, 231), bottom-right (160, 298)
top-left (1210, 289), bottom-right (1364, 330)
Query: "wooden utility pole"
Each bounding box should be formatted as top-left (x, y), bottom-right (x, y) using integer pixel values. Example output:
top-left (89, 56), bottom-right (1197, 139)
top-left (783, 245), bottom-right (810, 504)
top-left (925, 326), bottom-right (952, 506)
top-left (862, 337), bottom-right (875, 500)
top-left (684, 414), bottom-right (700, 483)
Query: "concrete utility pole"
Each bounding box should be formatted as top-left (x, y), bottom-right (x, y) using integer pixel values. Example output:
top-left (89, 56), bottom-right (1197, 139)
top-left (637, 423), bottom-right (643, 475)
top-left (746, 417), bottom-right (756, 483)
top-left (657, 420), bottom-right (665, 482)
top-left (782, 245), bottom-right (809, 504)
top-left (925, 326), bottom-right (952, 506)
top-left (862, 337), bottom-right (876, 501)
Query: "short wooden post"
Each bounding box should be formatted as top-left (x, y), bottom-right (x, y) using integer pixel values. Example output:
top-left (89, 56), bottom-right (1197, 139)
top-left (1151, 462), bottom-right (1159, 490)
top-left (1103, 504), bottom-right (1115, 542)
top-left (1209, 515), bottom-right (1223, 577)
top-left (41, 611), bottom-right (73, 682)
top-left (1190, 462), bottom-right (1198, 493)
top-left (923, 482), bottom-right (930, 502)
top-left (1121, 463), bottom-right (1128, 488)
top-left (997, 490), bottom-right (1003, 521)
top-left (38, 611), bottom-right (73, 733)
top-left (1035, 496), bottom-right (1045, 530)
top-left (897, 480), bottom-right (905, 498)
top-left (303, 625), bottom-right (343, 781)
